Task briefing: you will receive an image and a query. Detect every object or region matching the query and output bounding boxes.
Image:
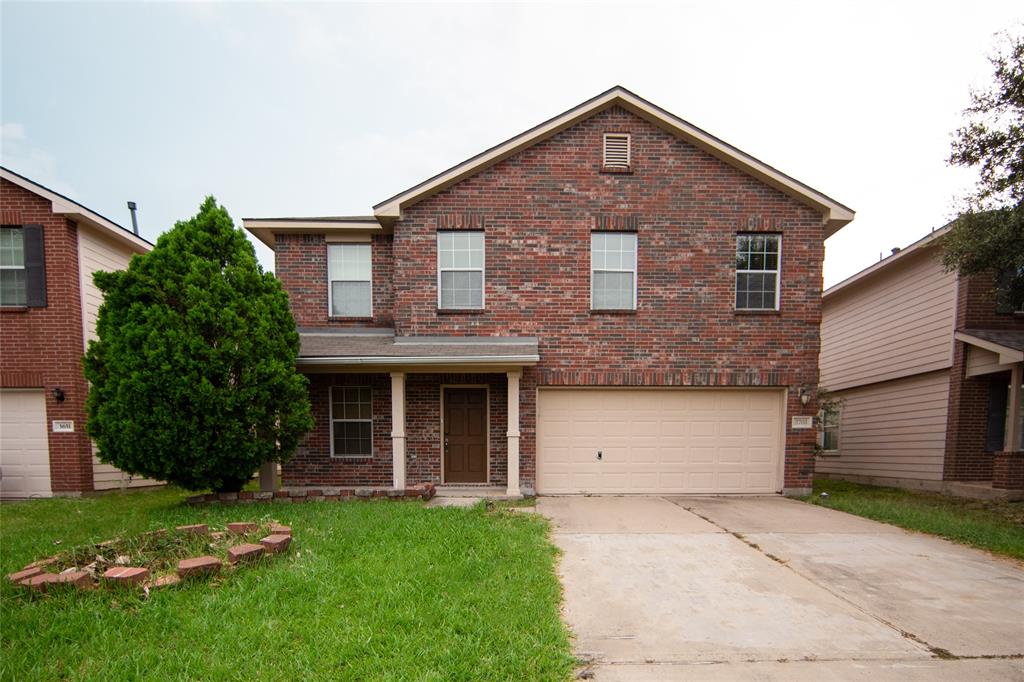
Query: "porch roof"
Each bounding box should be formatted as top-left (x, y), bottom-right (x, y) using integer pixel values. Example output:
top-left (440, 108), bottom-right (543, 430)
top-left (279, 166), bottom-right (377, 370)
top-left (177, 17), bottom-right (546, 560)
top-left (296, 328), bottom-right (540, 368)
top-left (956, 329), bottom-right (1024, 364)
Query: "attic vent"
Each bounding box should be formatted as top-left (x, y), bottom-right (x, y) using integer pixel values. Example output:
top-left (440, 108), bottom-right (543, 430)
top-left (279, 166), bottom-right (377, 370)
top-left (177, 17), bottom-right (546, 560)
top-left (603, 133), bottom-right (631, 169)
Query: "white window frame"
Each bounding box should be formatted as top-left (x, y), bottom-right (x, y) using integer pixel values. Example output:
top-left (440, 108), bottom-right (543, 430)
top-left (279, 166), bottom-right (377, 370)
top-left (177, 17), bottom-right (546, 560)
top-left (327, 243), bottom-right (373, 318)
top-left (818, 404), bottom-right (840, 454)
top-left (0, 226), bottom-right (26, 307)
top-left (329, 386), bottom-right (373, 458)
top-left (436, 231), bottom-right (485, 310)
top-left (603, 133), bottom-right (631, 168)
top-left (590, 231), bottom-right (638, 311)
top-left (735, 233), bottom-right (782, 311)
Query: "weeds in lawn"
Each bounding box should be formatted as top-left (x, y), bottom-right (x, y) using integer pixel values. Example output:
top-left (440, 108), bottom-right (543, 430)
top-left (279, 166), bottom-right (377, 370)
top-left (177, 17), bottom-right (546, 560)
top-left (808, 479), bottom-right (1024, 560)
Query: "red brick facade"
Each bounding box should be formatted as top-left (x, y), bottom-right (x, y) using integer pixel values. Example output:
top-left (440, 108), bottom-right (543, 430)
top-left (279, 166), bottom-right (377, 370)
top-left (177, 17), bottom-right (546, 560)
top-left (0, 178), bottom-right (93, 494)
top-left (993, 451), bottom-right (1024, 491)
top-left (943, 273), bottom-right (1024, 482)
top-left (279, 106), bottom-right (827, 492)
top-left (276, 233), bottom-right (394, 329)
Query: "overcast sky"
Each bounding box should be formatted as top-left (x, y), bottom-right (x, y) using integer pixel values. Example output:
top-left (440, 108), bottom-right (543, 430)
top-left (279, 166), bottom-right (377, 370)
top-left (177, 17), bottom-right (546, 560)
top-left (2, 2), bottom-right (1020, 287)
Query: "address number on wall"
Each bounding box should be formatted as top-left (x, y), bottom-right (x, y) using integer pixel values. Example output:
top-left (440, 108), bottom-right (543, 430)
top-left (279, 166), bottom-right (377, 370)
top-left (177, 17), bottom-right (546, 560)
top-left (52, 420), bottom-right (75, 433)
top-left (791, 415), bottom-right (813, 430)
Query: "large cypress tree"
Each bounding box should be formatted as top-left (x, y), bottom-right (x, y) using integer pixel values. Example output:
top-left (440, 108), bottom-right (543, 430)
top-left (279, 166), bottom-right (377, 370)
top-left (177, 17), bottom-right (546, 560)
top-left (84, 196), bottom-right (312, 492)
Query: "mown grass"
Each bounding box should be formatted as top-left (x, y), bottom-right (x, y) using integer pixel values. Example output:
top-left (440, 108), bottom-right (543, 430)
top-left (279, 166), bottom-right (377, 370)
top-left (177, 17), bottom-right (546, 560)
top-left (808, 479), bottom-right (1024, 560)
top-left (0, 488), bottom-right (573, 681)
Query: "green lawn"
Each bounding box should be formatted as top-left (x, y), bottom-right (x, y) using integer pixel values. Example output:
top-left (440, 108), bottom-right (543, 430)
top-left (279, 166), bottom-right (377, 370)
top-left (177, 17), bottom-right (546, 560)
top-left (808, 479), bottom-right (1024, 560)
top-left (0, 489), bottom-right (573, 681)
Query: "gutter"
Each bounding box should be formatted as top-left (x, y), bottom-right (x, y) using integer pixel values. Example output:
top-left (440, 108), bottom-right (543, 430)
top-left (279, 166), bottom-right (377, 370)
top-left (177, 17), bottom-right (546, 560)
top-left (296, 355), bottom-right (540, 366)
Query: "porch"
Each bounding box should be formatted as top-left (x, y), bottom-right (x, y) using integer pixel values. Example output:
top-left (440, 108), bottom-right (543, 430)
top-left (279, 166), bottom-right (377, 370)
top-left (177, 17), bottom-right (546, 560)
top-left (270, 329), bottom-right (540, 498)
top-left (952, 329), bottom-right (1023, 500)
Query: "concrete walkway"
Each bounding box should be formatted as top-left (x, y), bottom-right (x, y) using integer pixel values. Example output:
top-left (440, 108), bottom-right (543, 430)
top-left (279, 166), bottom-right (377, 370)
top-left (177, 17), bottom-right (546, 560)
top-left (538, 496), bottom-right (1024, 681)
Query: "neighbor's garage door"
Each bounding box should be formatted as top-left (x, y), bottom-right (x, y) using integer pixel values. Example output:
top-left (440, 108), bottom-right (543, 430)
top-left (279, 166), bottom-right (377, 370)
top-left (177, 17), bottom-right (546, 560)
top-left (0, 390), bottom-right (52, 499)
top-left (537, 389), bottom-right (784, 494)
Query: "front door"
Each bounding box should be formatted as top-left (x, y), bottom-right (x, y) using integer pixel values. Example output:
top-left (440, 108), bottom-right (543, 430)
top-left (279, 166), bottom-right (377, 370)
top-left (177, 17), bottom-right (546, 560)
top-left (443, 388), bottom-right (488, 483)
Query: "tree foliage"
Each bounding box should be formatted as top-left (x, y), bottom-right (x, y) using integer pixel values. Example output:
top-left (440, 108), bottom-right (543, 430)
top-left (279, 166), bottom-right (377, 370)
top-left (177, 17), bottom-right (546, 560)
top-left (84, 197), bottom-right (313, 492)
top-left (944, 29), bottom-right (1024, 310)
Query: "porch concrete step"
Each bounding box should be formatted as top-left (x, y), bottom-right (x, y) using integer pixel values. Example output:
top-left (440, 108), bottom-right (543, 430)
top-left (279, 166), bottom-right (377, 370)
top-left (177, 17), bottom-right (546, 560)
top-left (435, 485), bottom-right (508, 498)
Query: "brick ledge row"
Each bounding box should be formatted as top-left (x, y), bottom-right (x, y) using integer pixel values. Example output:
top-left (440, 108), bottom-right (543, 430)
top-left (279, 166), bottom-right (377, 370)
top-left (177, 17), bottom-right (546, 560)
top-left (186, 483), bottom-right (437, 506)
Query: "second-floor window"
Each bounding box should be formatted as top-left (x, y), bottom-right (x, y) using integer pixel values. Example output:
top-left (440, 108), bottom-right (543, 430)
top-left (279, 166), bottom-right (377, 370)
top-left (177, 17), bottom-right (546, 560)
top-left (328, 243), bottom-right (372, 317)
top-left (591, 232), bottom-right (637, 310)
top-left (736, 233), bottom-right (781, 311)
top-left (437, 231), bottom-right (484, 310)
top-left (0, 227), bottom-right (26, 306)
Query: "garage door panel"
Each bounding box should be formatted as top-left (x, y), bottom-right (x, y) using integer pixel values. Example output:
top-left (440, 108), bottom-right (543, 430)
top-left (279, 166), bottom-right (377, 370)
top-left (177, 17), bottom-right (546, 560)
top-left (537, 389), bottom-right (783, 494)
top-left (718, 447), bottom-right (745, 464)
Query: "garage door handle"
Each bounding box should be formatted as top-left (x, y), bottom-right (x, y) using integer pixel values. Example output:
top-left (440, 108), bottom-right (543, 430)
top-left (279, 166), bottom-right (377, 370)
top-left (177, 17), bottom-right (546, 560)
top-left (597, 451), bottom-right (602, 460)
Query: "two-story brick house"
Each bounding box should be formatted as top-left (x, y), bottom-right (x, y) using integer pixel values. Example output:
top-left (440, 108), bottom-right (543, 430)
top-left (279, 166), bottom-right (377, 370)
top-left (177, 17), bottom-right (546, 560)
top-left (243, 87), bottom-right (854, 497)
top-left (0, 167), bottom-right (158, 499)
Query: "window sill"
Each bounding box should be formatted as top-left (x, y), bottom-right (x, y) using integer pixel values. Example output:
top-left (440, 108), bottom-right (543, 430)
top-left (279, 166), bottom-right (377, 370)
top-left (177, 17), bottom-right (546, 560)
top-left (328, 316), bottom-right (375, 322)
top-left (330, 455), bottom-right (374, 461)
top-left (600, 166), bottom-right (633, 175)
top-left (734, 309), bottom-right (781, 316)
top-left (590, 308), bottom-right (637, 315)
top-left (437, 308), bottom-right (486, 315)
top-left (816, 451), bottom-right (841, 457)
top-left (0, 305), bottom-right (28, 313)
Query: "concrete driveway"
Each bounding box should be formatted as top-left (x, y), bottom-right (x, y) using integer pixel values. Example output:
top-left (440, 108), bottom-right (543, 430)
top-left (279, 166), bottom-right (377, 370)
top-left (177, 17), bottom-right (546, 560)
top-left (538, 496), bottom-right (1024, 681)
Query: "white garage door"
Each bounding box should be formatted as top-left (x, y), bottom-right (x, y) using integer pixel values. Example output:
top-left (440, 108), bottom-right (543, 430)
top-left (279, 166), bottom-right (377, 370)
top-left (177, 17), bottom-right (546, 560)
top-left (0, 390), bottom-right (52, 499)
top-left (537, 388), bottom-right (784, 494)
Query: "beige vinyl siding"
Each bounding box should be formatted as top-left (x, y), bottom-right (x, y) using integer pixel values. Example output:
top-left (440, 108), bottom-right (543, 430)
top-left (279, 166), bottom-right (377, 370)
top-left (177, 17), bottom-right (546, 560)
top-left (79, 225), bottom-right (135, 345)
top-left (78, 225), bottom-right (160, 491)
top-left (816, 370), bottom-right (949, 482)
top-left (966, 346), bottom-right (1016, 377)
top-left (820, 249), bottom-right (956, 391)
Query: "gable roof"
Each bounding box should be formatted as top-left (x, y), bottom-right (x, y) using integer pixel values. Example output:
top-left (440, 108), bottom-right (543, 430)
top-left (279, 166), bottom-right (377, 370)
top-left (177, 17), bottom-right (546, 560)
top-left (373, 85), bottom-right (855, 236)
top-left (954, 329), bottom-right (1024, 364)
top-left (823, 224), bottom-right (951, 299)
top-left (1, 166), bottom-right (151, 253)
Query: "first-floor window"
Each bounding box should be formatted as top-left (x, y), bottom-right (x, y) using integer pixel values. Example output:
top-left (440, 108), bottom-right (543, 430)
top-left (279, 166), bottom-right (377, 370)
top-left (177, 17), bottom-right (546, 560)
top-left (328, 243), bottom-right (372, 317)
top-left (0, 226), bottom-right (26, 306)
top-left (818, 404), bottom-right (840, 452)
top-left (331, 386), bottom-right (373, 457)
top-left (736, 233), bottom-right (781, 310)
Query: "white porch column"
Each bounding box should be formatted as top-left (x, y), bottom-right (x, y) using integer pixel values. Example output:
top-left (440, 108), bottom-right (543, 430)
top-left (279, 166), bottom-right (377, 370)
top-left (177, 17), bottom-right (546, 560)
top-left (506, 370), bottom-right (522, 498)
top-left (391, 372), bottom-right (407, 489)
top-left (1008, 363), bottom-right (1022, 451)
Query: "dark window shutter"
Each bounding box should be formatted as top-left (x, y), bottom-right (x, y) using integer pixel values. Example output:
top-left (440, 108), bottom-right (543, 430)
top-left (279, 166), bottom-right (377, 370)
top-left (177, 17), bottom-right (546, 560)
top-left (986, 376), bottom-right (1009, 452)
top-left (23, 225), bottom-right (46, 308)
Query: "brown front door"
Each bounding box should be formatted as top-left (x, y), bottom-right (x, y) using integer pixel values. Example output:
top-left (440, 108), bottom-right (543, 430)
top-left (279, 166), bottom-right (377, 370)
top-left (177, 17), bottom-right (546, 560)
top-left (443, 388), bottom-right (488, 483)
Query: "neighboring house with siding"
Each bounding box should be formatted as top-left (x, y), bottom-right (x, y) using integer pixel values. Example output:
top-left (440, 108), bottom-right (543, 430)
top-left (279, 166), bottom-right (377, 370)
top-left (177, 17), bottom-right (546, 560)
top-left (817, 226), bottom-right (1023, 499)
top-left (0, 167), bottom-right (160, 499)
top-left (244, 86), bottom-right (854, 498)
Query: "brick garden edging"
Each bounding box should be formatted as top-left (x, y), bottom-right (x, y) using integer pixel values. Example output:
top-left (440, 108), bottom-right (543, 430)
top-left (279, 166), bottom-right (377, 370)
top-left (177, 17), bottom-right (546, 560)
top-left (7, 521), bottom-right (296, 596)
top-left (185, 482), bottom-right (436, 506)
